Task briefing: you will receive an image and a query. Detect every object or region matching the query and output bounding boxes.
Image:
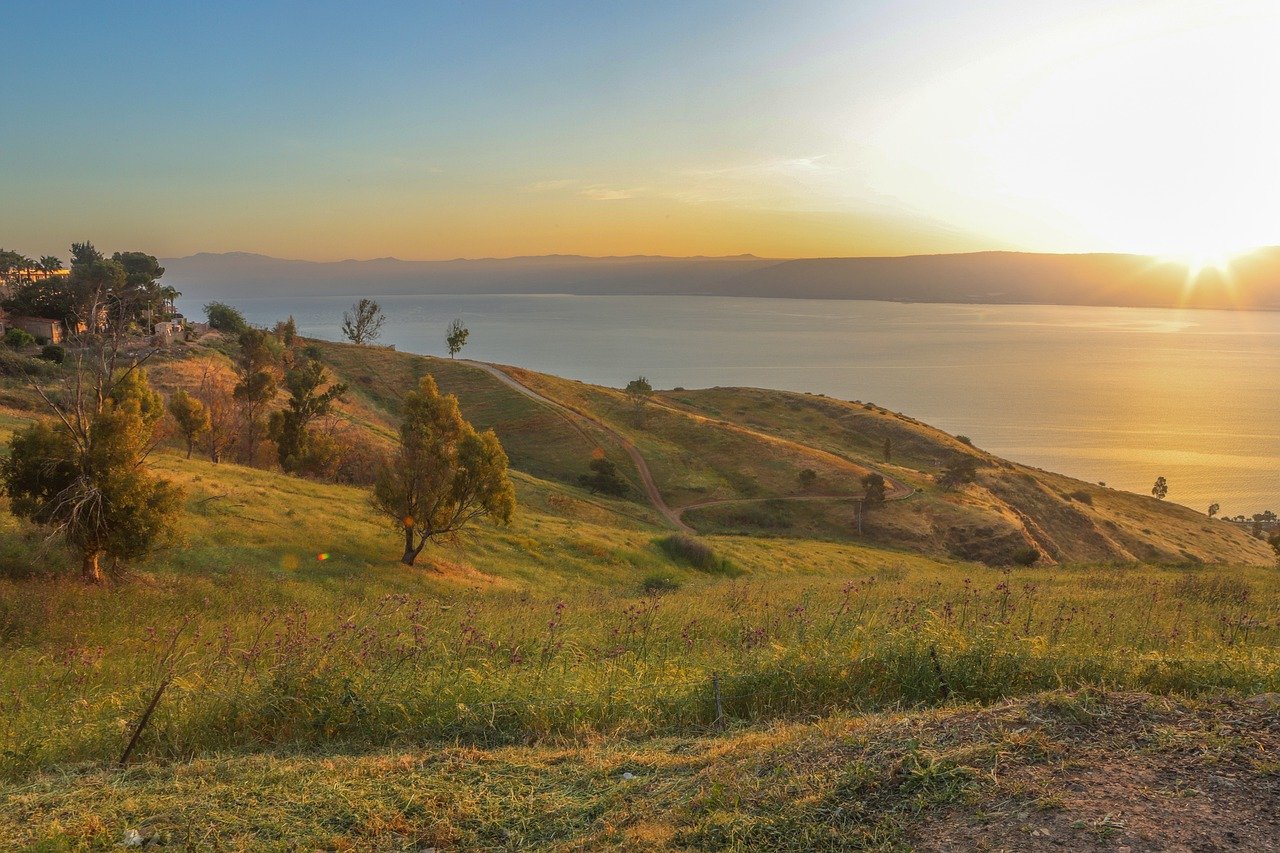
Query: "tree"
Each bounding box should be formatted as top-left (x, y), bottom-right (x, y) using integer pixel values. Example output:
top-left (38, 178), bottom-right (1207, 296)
top-left (861, 472), bottom-right (887, 504)
top-left (273, 316), bottom-right (298, 348)
top-left (195, 360), bottom-right (238, 463)
top-left (579, 455), bottom-right (629, 496)
top-left (1152, 476), bottom-right (1168, 500)
top-left (883, 436), bottom-right (892, 463)
top-left (1208, 503), bottom-right (1220, 518)
top-left (625, 376), bottom-right (653, 404)
top-left (372, 375), bottom-right (514, 566)
top-left (797, 468), bottom-right (817, 490)
top-left (111, 251), bottom-right (168, 329)
top-left (268, 356), bottom-right (347, 474)
top-left (232, 329), bottom-right (282, 464)
top-left (342, 298), bottom-right (385, 345)
top-left (168, 390), bottom-right (210, 459)
top-left (2, 367), bottom-right (182, 582)
top-left (205, 302), bottom-right (249, 335)
top-left (445, 318), bottom-right (469, 358)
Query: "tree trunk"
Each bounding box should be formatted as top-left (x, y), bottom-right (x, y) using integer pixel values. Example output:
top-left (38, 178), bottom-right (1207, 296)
top-left (82, 550), bottom-right (105, 584)
top-left (401, 527), bottom-right (419, 566)
top-left (185, 438), bottom-right (194, 459)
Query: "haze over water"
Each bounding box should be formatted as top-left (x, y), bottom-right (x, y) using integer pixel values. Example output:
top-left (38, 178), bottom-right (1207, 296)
top-left (187, 293), bottom-right (1280, 519)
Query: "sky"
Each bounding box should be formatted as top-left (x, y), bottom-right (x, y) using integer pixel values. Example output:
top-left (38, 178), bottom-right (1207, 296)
top-left (3, 0), bottom-right (1279, 261)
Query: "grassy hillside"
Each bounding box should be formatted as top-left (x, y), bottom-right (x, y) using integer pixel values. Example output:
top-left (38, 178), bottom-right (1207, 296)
top-left (2, 334), bottom-right (1278, 849)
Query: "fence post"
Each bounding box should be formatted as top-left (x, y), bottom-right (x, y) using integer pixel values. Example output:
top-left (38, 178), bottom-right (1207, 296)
top-left (713, 671), bottom-right (724, 727)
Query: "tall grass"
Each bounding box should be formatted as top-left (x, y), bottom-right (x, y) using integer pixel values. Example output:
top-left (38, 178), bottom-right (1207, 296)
top-left (2, 562), bottom-right (1277, 780)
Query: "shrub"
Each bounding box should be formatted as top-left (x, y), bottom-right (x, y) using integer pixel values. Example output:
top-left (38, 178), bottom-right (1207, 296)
top-left (656, 534), bottom-right (741, 576)
top-left (0, 349), bottom-right (56, 379)
top-left (1012, 547), bottom-right (1040, 566)
top-left (302, 344), bottom-right (323, 361)
top-left (1068, 489), bottom-right (1093, 504)
top-left (640, 572), bottom-right (681, 594)
top-left (956, 435), bottom-right (973, 446)
top-left (204, 301), bottom-right (249, 335)
top-left (37, 344), bottom-right (65, 364)
top-left (4, 328), bottom-right (35, 349)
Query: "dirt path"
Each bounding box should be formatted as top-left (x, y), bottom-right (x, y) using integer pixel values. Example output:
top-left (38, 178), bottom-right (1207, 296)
top-left (462, 360), bottom-right (693, 532)
top-left (464, 360), bottom-right (915, 534)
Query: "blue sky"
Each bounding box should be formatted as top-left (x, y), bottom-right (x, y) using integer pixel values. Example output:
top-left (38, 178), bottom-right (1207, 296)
top-left (4, 1), bottom-right (1277, 260)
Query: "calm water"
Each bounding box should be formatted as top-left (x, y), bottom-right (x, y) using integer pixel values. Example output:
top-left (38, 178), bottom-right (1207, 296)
top-left (179, 294), bottom-right (1280, 517)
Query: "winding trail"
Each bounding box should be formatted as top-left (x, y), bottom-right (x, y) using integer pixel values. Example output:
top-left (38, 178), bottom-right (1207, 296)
top-left (463, 360), bottom-right (692, 532)
top-left (463, 360), bottom-right (914, 533)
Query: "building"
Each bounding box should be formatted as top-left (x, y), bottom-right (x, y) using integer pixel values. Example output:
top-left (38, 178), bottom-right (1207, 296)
top-left (8, 316), bottom-right (65, 344)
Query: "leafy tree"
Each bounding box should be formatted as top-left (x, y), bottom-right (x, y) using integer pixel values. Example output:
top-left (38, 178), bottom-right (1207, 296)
top-left (579, 455), bottom-right (629, 496)
top-left (273, 315), bottom-right (298, 348)
top-left (229, 328), bottom-right (284, 464)
top-left (268, 356), bottom-right (347, 474)
top-left (625, 376), bottom-right (653, 404)
top-left (1152, 476), bottom-right (1168, 500)
top-left (342, 298), bottom-right (385, 345)
top-left (204, 302), bottom-right (249, 335)
top-left (797, 468), bottom-right (817, 490)
top-left (372, 375), bottom-right (515, 566)
top-left (168, 390), bottom-right (210, 458)
top-left (861, 472), bottom-right (887, 504)
top-left (111, 251), bottom-right (169, 329)
top-left (2, 367), bottom-right (182, 582)
top-left (195, 360), bottom-right (239, 463)
top-left (445, 317), bottom-right (469, 358)
top-left (1208, 503), bottom-right (1220, 518)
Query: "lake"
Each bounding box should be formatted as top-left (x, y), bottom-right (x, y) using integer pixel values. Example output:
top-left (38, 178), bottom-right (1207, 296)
top-left (178, 293), bottom-right (1280, 518)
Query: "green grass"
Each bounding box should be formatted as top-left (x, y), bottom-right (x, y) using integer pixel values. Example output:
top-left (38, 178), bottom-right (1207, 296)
top-left (3, 335), bottom-right (1280, 848)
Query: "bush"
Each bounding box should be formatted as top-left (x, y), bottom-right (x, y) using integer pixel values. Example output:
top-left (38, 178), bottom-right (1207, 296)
top-left (37, 344), bottom-right (65, 364)
top-left (4, 328), bottom-right (35, 349)
top-left (204, 301), bottom-right (249, 335)
top-left (0, 349), bottom-right (56, 379)
top-left (302, 344), bottom-right (323, 361)
top-left (640, 572), bottom-right (681, 594)
top-left (1012, 547), bottom-right (1040, 566)
top-left (656, 534), bottom-right (742, 576)
top-left (1068, 489), bottom-right (1093, 505)
top-left (956, 435), bottom-right (973, 446)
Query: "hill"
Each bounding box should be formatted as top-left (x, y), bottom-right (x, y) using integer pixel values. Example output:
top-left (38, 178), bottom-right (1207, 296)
top-left (162, 248), bottom-right (1280, 310)
top-left (1, 334), bottom-right (1277, 849)
top-left (228, 339), bottom-right (1272, 567)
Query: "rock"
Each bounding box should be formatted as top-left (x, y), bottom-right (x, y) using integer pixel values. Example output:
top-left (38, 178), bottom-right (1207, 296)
top-left (121, 829), bottom-right (144, 847)
top-left (621, 771), bottom-right (635, 781)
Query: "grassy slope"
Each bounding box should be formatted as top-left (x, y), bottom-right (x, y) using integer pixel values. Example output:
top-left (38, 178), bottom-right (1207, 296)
top-left (2, 337), bottom-right (1279, 849)
top-left (6, 691), bottom-right (1278, 850)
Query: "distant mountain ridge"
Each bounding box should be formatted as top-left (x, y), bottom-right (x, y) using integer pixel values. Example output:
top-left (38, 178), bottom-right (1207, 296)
top-left (163, 248), bottom-right (1280, 310)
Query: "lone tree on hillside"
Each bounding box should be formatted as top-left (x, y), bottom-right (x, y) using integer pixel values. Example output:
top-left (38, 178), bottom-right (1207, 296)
top-left (861, 472), bottom-right (887, 505)
top-left (372, 375), bottom-right (515, 566)
top-left (168, 390), bottom-right (210, 458)
top-left (1208, 503), bottom-right (1220, 518)
top-left (579, 454), bottom-right (629, 497)
top-left (445, 318), bottom-right (469, 358)
top-left (1152, 476), bottom-right (1169, 500)
top-left (3, 367), bottom-right (182, 582)
top-left (625, 376), bottom-right (653, 405)
top-left (342, 298), bottom-right (385, 345)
